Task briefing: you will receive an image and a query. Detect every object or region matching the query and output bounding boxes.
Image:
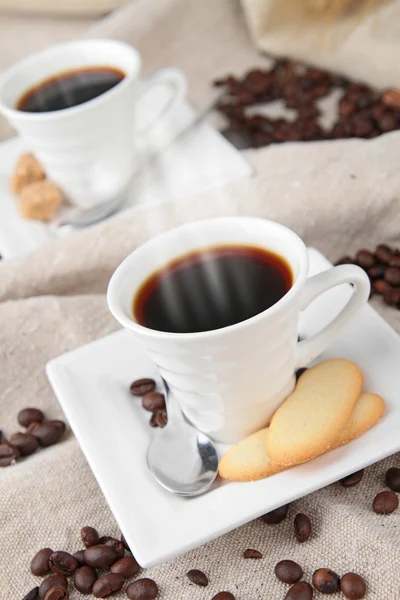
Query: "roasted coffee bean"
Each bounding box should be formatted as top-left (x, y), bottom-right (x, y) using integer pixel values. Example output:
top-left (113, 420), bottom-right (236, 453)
top-left (126, 578), bottom-right (159, 600)
top-left (376, 111), bottom-right (398, 133)
top-left (294, 513), bottom-right (311, 542)
top-left (335, 256), bottom-right (353, 266)
top-left (27, 421), bottom-right (42, 435)
top-left (10, 432), bottom-right (39, 456)
top-left (72, 550), bottom-right (86, 566)
top-left (373, 490), bottom-right (399, 514)
top-left (340, 469), bottom-right (364, 488)
top-left (0, 442), bottom-right (20, 466)
top-left (39, 575), bottom-right (68, 599)
top-left (375, 244), bottom-right (392, 264)
top-left (23, 587), bottom-right (40, 600)
top-left (340, 572), bottom-right (366, 599)
top-left (275, 560), bottom-right (303, 584)
top-left (31, 548), bottom-right (53, 576)
top-left (367, 265), bottom-right (387, 280)
top-left (84, 544), bottom-right (117, 569)
top-left (104, 537), bottom-right (125, 559)
top-left (384, 267), bottom-right (400, 286)
top-left (382, 89), bottom-right (400, 109)
top-left (154, 410), bottom-right (167, 428)
top-left (243, 548), bottom-right (262, 559)
top-left (373, 279), bottom-right (392, 296)
top-left (34, 421), bottom-right (66, 447)
top-left (142, 392), bottom-right (165, 412)
top-left (186, 569), bottom-right (209, 586)
top-left (284, 582), bottom-right (313, 600)
top-left (111, 556), bottom-right (140, 578)
top-left (211, 594), bottom-right (235, 600)
top-left (385, 467), bottom-right (400, 492)
top-left (130, 378), bottom-right (156, 396)
top-left (261, 503), bottom-right (289, 524)
top-left (149, 413), bottom-right (158, 428)
top-left (43, 587), bottom-right (68, 600)
top-left (18, 408), bottom-right (44, 428)
top-left (312, 568), bottom-right (341, 593)
top-left (92, 573), bottom-right (124, 598)
top-left (49, 551), bottom-right (78, 577)
top-left (356, 249), bottom-right (375, 269)
top-left (80, 526), bottom-right (99, 548)
top-left (97, 535), bottom-right (113, 545)
top-left (384, 288), bottom-right (400, 307)
top-left (390, 255), bottom-right (400, 268)
top-left (121, 533), bottom-right (131, 552)
top-left (74, 566), bottom-right (98, 594)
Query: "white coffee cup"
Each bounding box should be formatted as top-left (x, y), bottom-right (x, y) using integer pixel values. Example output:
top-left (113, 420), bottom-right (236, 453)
top-left (0, 39), bottom-right (186, 208)
top-left (107, 217), bottom-right (370, 443)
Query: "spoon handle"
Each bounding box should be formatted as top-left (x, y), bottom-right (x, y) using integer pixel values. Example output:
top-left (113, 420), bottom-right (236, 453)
top-left (161, 376), bottom-right (186, 427)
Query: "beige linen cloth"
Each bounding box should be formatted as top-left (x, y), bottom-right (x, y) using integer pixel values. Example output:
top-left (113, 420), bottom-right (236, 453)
top-left (1, 1), bottom-right (400, 598)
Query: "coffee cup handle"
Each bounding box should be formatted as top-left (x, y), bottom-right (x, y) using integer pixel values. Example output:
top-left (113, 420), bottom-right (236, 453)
top-left (133, 68), bottom-right (187, 136)
top-left (296, 264), bottom-right (370, 368)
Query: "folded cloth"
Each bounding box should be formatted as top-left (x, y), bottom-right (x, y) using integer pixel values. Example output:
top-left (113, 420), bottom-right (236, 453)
top-left (1, 0), bottom-right (400, 598)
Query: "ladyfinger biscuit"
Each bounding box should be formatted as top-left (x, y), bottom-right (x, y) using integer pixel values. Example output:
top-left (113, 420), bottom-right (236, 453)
top-left (219, 391), bottom-right (385, 482)
top-left (266, 359), bottom-right (363, 466)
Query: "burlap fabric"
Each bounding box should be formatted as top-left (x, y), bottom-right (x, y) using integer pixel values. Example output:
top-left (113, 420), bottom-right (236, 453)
top-left (1, 1), bottom-right (400, 598)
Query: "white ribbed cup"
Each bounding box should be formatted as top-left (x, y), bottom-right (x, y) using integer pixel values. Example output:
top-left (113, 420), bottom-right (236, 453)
top-left (0, 39), bottom-right (186, 208)
top-left (108, 217), bottom-right (370, 443)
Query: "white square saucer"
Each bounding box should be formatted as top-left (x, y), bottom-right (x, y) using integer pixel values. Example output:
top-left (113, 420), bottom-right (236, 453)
top-left (46, 248), bottom-right (400, 567)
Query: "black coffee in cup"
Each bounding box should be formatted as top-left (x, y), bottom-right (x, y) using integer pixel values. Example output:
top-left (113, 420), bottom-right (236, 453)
top-left (133, 244), bottom-right (293, 334)
top-left (17, 66), bottom-right (125, 113)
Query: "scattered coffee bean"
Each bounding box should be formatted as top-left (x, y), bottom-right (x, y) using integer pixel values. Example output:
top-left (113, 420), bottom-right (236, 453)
top-left (335, 256), bottom-right (353, 265)
top-left (367, 265), bottom-right (386, 280)
top-left (390, 255), bottom-right (400, 268)
top-left (27, 421), bottom-right (42, 435)
top-left (149, 413), bottom-right (158, 428)
top-left (186, 569), bottom-right (209, 586)
top-left (384, 267), bottom-right (400, 286)
top-left (84, 544), bottom-right (117, 569)
top-left (294, 513), bottom-right (311, 543)
top-left (10, 432), bottom-right (39, 456)
top-left (43, 587), bottom-right (68, 600)
top-left (373, 490), bottom-right (399, 514)
top-left (356, 250), bottom-right (375, 269)
top-left (340, 469), bottom-right (364, 487)
top-left (312, 568), bottom-right (341, 594)
top-left (261, 503), bottom-right (290, 524)
top-left (97, 535), bottom-right (113, 545)
top-left (243, 548), bottom-right (262, 559)
top-left (375, 244), bottom-right (392, 264)
top-left (130, 378), bottom-right (156, 396)
top-left (18, 408), bottom-right (44, 428)
top-left (49, 551), bottom-right (78, 577)
top-left (126, 578), bottom-right (159, 600)
top-left (74, 565), bottom-right (97, 594)
top-left (384, 287), bottom-right (400, 307)
top-left (111, 556), bottom-right (141, 578)
top-left (34, 421), bottom-right (66, 447)
top-left (72, 550), bottom-right (86, 566)
top-left (142, 392), bottom-right (166, 412)
top-left (373, 279), bottom-right (392, 295)
top-left (80, 526), bottom-right (99, 548)
top-left (0, 442), bottom-right (20, 466)
top-left (340, 572), bottom-right (367, 599)
top-left (93, 573), bottom-right (125, 598)
top-left (211, 594), bottom-right (235, 600)
top-left (104, 537), bottom-right (125, 559)
top-left (382, 89), bottom-right (400, 109)
top-left (284, 582), bottom-right (313, 600)
top-left (275, 560), bottom-right (303, 584)
top-left (385, 467), bottom-right (400, 492)
top-left (31, 548), bottom-right (53, 576)
top-left (121, 533), bottom-right (131, 552)
top-left (23, 587), bottom-right (40, 600)
top-left (39, 575), bottom-right (68, 599)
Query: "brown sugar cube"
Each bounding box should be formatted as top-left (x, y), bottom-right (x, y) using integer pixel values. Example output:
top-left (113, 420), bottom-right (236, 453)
top-left (19, 181), bottom-right (62, 222)
top-left (10, 152), bottom-right (46, 195)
